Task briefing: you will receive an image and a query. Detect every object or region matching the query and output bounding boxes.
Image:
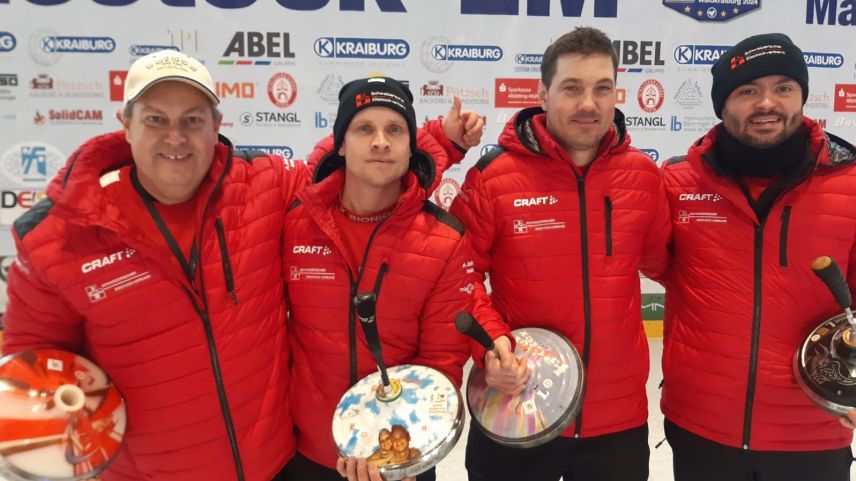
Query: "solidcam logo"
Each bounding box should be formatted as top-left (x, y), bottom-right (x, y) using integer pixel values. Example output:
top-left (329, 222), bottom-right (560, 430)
top-left (1, 142), bottom-right (64, 186)
top-left (313, 37), bottom-right (409, 60)
top-left (81, 248), bottom-right (136, 274)
top-left (0, 32), bottom-right (16, 52)
top-left (514, 196), bottom-right (558, 207)
top-left (679, 193), bottom-right (722, 202)
top-left (28, 28), bottom-right (115, 66)
top-left (674, 45), bottom-right (730, 66)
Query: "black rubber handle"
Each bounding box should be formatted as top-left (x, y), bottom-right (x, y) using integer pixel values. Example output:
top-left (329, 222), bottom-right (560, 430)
top-left (354, 292), bottom-right (389, 386)
top-left (812, 256), bottom-right (852, 310)
top-left (454, 311), bottom-right (495, 351)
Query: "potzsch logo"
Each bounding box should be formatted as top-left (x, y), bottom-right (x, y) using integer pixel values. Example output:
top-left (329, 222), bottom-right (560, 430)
top-left (81, 248), bottom-right (136, 274)
top-left (514, 196), bottom-right (558, 207)
top-left (673, 45), bottom-right (730, 65)
top-left (679, 193), bottom-right (722, 202)
top-left (314, 37), bottom-right (409, 59)
top-left (221, 32), bottom-right (295, 65)
top-left (293, 245), bottom-right (332, 256)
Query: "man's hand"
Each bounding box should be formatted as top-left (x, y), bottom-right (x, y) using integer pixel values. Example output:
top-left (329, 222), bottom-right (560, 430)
top-left (484, 335), bottom-right (530, 395)
top-left (839, 409), bottom-right (856, 429)
top-left (442, 95), bottom-right (485, 150)
top-left (336, 457), bottom-right (415, 481)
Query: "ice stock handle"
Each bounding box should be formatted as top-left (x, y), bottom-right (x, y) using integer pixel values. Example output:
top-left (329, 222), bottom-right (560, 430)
top-left (354, 292), bottom-right (390, 387)
top-left (812, 256), bottom-right (852, 310)
top-left (454, 311), bottom-right (495, 351)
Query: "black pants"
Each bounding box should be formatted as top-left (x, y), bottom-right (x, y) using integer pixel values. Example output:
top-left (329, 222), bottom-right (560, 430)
top-left (465, 423), bottom-right (649, 481)
top-left (665, 419), bottom-right (853, 481)
top-left (279, 452), bottom-right (436, 481)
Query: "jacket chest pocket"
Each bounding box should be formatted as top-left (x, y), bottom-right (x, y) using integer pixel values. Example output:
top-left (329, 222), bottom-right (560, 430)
top-left (604, 195), bottom-right (613, 257)
top-left (779, 205), bottom-right (792, 267)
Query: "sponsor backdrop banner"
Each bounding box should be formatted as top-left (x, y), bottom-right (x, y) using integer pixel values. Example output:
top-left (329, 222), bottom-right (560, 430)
top-left (0, 0), bottom-right (854, 314)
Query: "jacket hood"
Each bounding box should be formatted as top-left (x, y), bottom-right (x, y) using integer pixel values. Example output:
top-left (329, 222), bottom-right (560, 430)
top-left (46, 130), bottom-right (232, 221)
top-left (498, 106), bottom-right (631, 159)
top-left (687, 117), bottom-right (856, 172)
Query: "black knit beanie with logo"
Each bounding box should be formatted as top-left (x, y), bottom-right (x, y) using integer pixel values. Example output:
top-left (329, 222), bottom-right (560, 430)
top-left (710, 33), bottom-right (809, 119)
top-left (333, 77), bottom-right (417, 153)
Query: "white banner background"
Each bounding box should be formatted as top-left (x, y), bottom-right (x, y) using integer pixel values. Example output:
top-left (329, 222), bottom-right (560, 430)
top-left (0, 0), bottom-right (854, 312)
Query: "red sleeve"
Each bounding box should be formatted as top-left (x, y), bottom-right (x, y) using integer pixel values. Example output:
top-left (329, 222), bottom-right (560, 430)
top-left (848, 236), bottom-right (856, 307)
top-left (3, 246), bottom-right (85, 356)
top-left (411, 234), bottom-right (474, 388)
top-left (449, 166), bottom-right (513, 369)
top-left (421, 118), bottom-right (466, 174)
top-left (639, 172), bottom-right (672, 283)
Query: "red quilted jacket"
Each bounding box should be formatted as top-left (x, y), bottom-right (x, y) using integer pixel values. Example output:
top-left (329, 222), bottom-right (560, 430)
top-left (3, 131), bottom-right (305, 481)
top-left (450, 107), bottom-right (671, 439)
top-left (284, 121), bottom-right (472, 468)
top-left (661, 118), bottom-right (856, 451)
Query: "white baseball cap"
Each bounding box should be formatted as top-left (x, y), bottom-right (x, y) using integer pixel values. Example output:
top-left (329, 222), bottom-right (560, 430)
top-left (124, 49), bottom-right (219, 105)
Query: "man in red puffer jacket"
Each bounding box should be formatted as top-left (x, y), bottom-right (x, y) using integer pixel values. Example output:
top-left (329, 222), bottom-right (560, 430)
top-left (450, 27), bottom-right (671, 481)
top-left (2, 50), bottom-right (304, 481)
top-left (281, 77), bottom-right (482, 481)
top-left (661, 33), bottom-right (856, 481)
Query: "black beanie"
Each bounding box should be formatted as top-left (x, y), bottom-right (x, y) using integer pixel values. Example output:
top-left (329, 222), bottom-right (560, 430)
top-left (711, 33), bottom-right (809, 119)
top-left (333, 77), bottom-right (417, 153)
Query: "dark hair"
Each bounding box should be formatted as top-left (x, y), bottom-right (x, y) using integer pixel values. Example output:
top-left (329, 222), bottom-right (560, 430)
top-left (541, 27), bottom-right (618, 87)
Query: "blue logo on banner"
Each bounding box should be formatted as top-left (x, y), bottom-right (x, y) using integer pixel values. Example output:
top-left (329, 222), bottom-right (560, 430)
top-left (42, 36), bottom-right (115, 54)
top-left (313, 37), bottom-right (409, 60)
top-left (235, 145), bottom-right (294, 159)
top-left (640, 149), bottom-right (660, 162)
top-left (129, 45), bottom-right (178, 57)
top-left (432, 44), bottom-right (503, 62)
top-left (806, 0), bottom-right (856, 26)
top-left (663, 0), bottom-right (760, 22)
top-left (515, 53), bottom-right (543, 65)
top-left (673, 45), bottom-right (729, 65)
top-left (803, 51), bottom-right (844, 68)
top-left (0, 32), bottom-right (15, 52)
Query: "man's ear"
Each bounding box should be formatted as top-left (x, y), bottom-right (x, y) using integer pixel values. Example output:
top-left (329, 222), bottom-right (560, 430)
top-left (537, 81), bottom-right (548, 110)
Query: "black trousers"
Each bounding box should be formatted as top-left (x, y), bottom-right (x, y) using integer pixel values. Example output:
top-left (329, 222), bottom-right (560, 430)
top-left (465, 423), bottom-right (650, 481)
top-left (279, 452), bottom-right (436, 481)
top-left (665, 419), bottom-right (853, 481)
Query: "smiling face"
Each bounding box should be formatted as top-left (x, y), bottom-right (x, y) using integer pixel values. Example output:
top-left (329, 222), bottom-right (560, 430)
top-left (122, 81), bottom-right (221, 204)
top-left (538, 53), bottom-right (616, 164)
top-left (721, 74), bottom-right (803, 149)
